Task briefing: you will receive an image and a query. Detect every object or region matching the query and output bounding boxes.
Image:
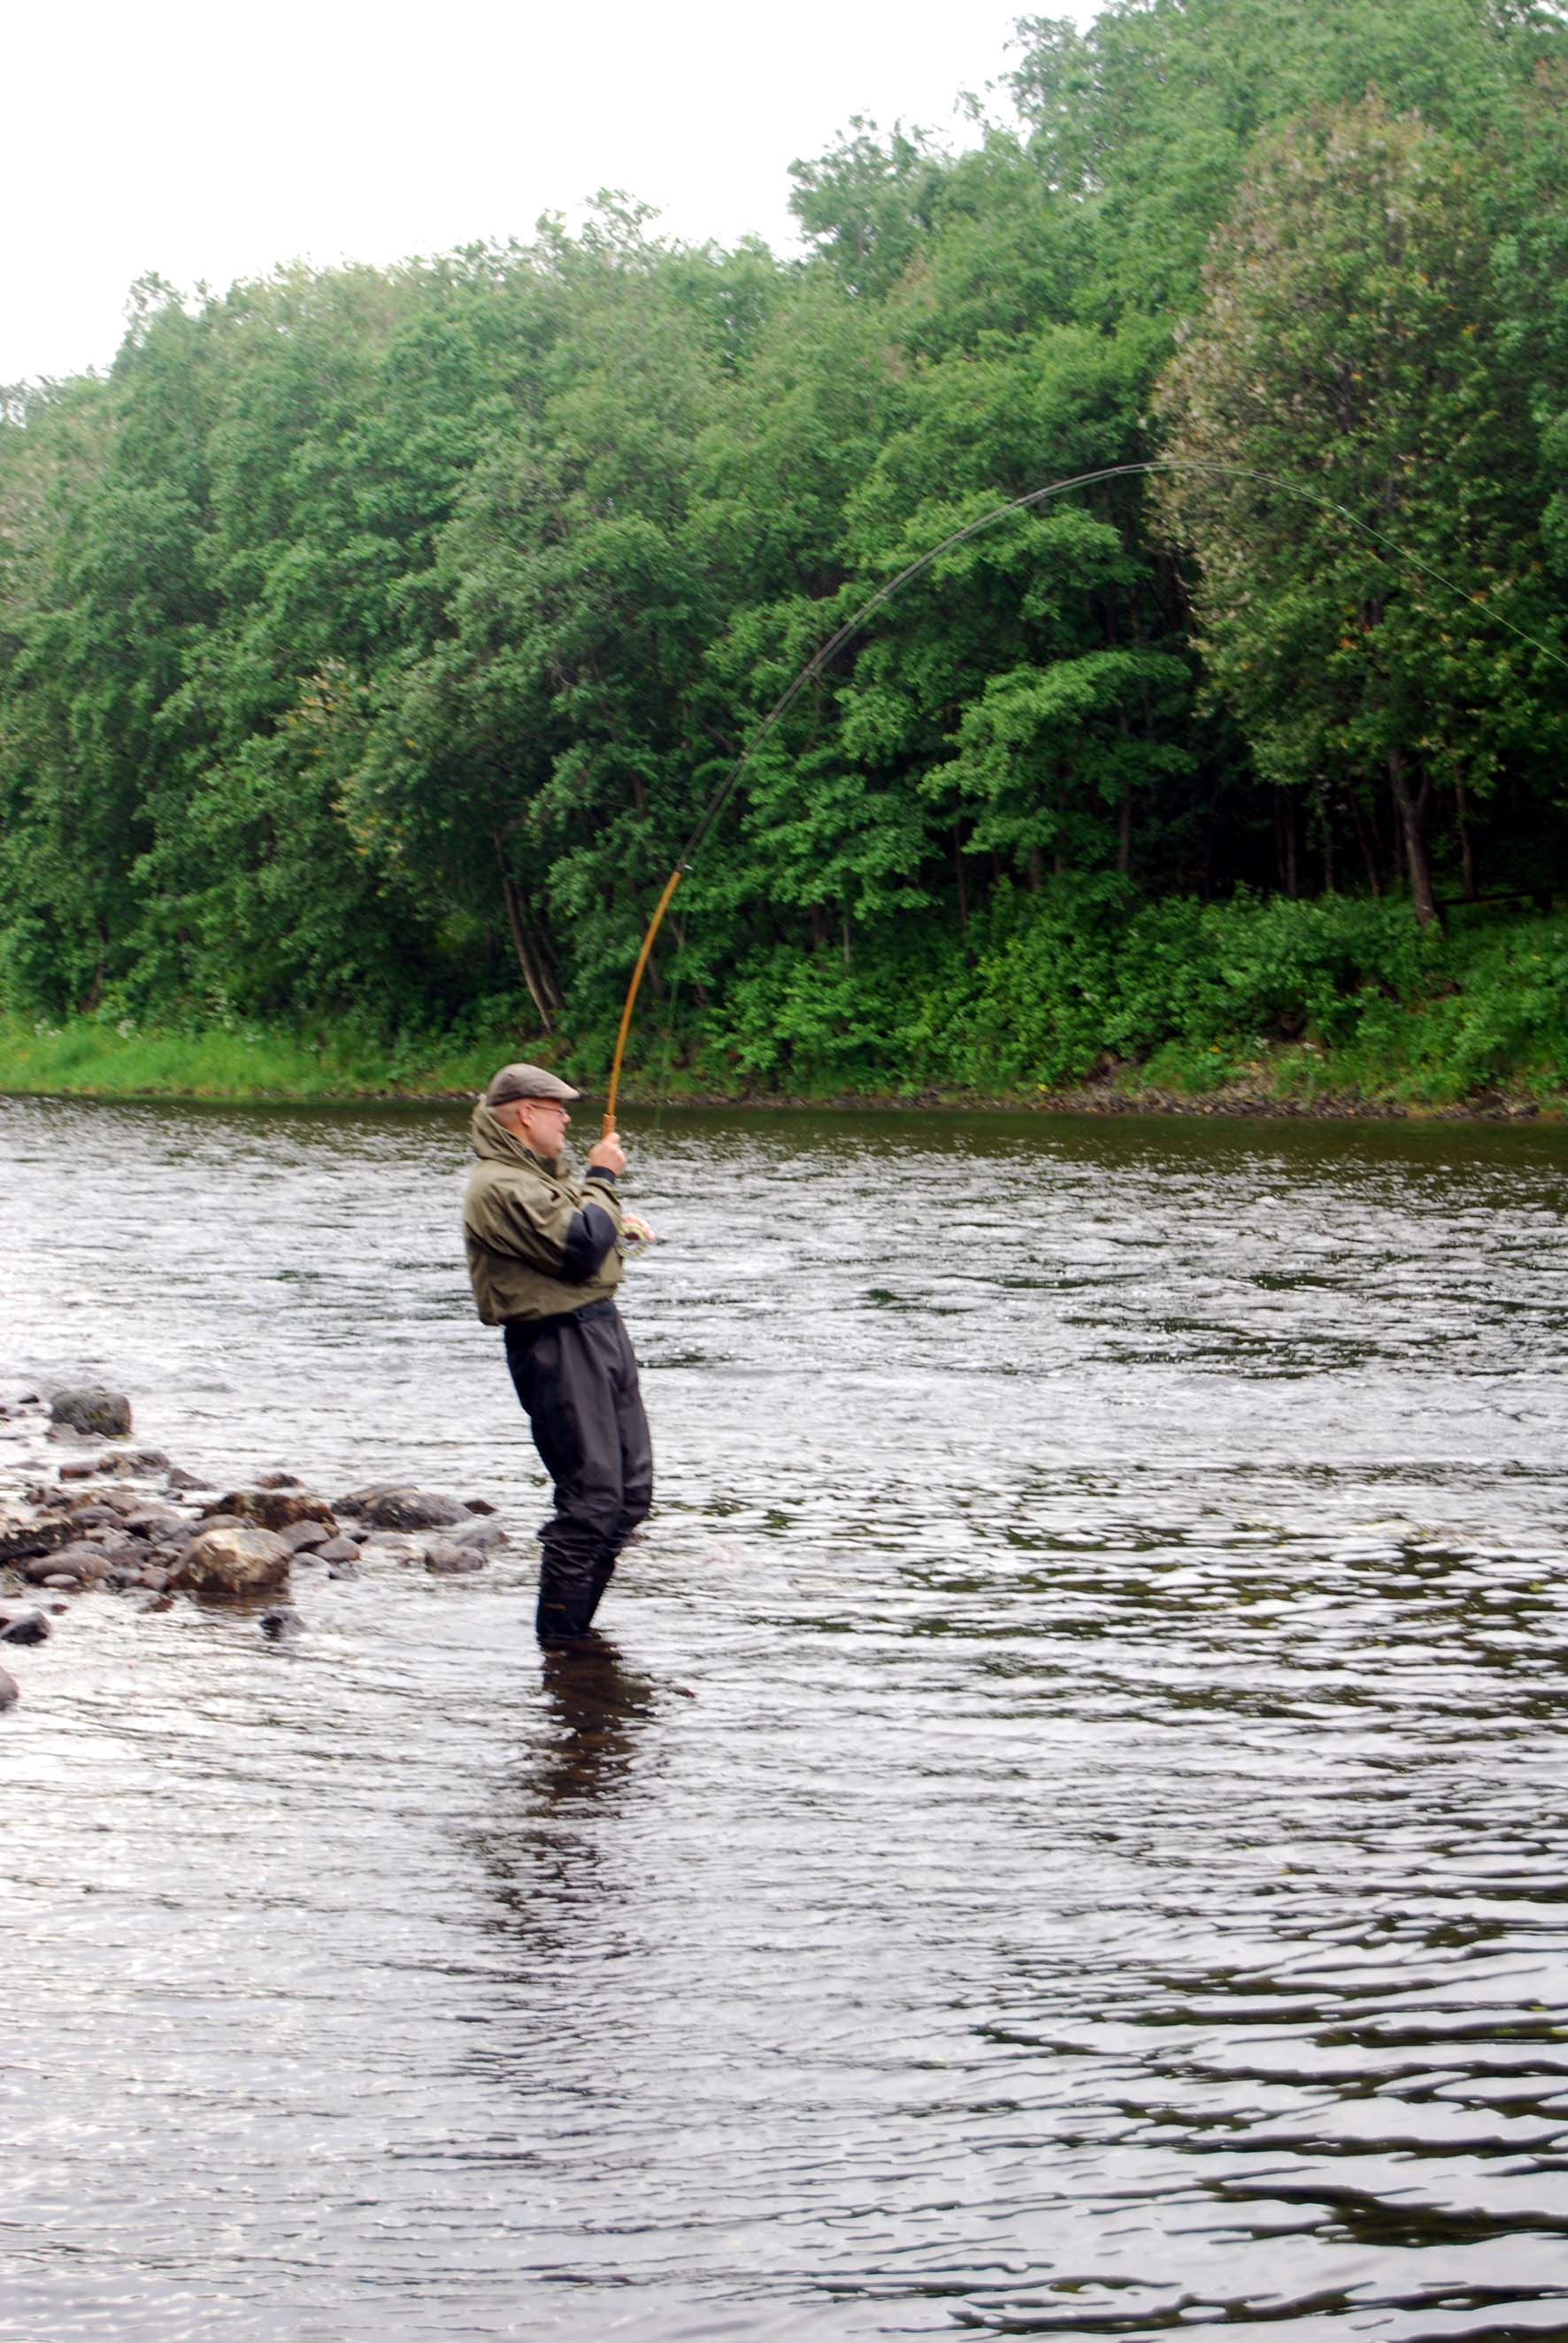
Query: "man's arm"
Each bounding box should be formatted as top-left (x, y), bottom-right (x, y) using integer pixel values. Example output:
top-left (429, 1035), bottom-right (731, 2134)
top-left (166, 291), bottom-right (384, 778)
top-left (558, 1166), bottom-right (622, 1282)
top-left (468, 1157), bottom-right (626, 1282)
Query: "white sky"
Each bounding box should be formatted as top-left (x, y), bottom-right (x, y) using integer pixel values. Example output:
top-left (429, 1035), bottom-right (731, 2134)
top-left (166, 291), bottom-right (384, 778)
top-left (8, 0), bottom-right (1091, 386)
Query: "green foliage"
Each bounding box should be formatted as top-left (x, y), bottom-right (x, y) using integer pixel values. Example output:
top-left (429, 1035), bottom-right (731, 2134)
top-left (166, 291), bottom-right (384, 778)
top-left (3, 0), bottom-right (1568, 1111)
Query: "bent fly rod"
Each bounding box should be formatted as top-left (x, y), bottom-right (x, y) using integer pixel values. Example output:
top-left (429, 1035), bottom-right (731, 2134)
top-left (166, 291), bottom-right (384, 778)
top-left (600, 455), bottom-right (1568, 1136)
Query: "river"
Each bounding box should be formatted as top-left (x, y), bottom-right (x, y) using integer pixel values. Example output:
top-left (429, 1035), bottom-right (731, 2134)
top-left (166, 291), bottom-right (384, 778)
top-left (4, 1095), bottom-right (1567, 2341)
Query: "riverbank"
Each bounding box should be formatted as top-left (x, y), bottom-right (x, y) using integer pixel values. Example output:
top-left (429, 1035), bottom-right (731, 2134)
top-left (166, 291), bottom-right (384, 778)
top-left (5, 894), bottom-right (1567, 1117)
top-left (1, 1017), bottom-right (1562, 1121)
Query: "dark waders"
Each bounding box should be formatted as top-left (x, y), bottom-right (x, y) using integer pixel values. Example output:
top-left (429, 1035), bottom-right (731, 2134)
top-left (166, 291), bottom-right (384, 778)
top-left (503, 1299), bottom-right (652, 1642)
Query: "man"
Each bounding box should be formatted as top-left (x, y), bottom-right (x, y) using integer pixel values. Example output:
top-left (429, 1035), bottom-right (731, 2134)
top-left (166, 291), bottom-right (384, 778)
top-left (463, 1062), bottom-right (652, 1644)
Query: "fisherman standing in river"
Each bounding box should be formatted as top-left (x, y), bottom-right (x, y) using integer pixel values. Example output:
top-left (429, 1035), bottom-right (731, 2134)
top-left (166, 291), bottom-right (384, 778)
top-left (463, 1063), bottom-right (653, 1645)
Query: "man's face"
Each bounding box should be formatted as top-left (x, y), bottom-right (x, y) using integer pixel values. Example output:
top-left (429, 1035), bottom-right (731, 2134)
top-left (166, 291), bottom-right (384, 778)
top-left (501, 1097), bottom-right (571, 1155)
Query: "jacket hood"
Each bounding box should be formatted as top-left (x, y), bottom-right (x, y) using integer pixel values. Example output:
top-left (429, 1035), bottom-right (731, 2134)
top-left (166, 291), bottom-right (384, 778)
top-left (469, 1100), bottom-right (561, 1174)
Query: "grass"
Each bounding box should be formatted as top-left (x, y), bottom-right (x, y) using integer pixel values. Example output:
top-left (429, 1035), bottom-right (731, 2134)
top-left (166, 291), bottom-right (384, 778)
top-left (0, 1014), bottom-right (502, 1101)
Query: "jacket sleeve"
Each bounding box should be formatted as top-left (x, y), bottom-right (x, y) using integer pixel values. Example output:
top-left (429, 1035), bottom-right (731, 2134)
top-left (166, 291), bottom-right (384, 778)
top-left (466, 1162), bottom-right (623, 1283)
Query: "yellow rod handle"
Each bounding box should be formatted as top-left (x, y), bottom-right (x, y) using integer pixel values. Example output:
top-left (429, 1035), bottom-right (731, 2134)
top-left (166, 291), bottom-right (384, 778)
top-left (603, 866), bottom-right (683, 1137)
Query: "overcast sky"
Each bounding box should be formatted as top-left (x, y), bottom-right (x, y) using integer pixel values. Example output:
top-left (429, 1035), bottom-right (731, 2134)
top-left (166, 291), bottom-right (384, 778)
top-left (9, 0), bottom-right (1096, 386)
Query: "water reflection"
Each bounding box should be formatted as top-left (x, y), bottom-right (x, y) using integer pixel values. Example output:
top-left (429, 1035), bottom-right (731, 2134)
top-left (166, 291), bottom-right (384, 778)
top-left (473, 1636), bottom-right (659, 1948)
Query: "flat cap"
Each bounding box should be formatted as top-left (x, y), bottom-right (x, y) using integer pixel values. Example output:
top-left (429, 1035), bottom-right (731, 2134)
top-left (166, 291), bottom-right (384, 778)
top-left (483, 1061), bottom-right (581, 1106)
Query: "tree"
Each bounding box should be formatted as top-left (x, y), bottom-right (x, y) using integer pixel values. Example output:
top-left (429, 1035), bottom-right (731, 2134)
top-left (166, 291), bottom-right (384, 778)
top-left (1155, 96), bottom-right (1564, 921)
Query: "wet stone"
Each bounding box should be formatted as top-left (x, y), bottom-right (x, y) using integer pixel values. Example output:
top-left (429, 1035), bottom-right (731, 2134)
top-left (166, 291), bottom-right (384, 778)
top-left (165, 1466), bottom-right (211, 1492)
top-left (173, 1523), bottom-right (292, 1598)
top-left (280, 1519), bottom-right (331, 1553)
top-left (23, 1543), bottom-right (100, 1583)
top-left (0, 1508), bottom-right (73, 1566)
top-left (259, 1607), bottom-right (304, 1639)
top-left (0, 1610), bottom-right (51, 1645)
top-left (49, 1387), bottom-right (132, 1438)
top-left (450, 1518), bottom-right (508, 1553)
top-left (121, 1507), bottom-right (187, 1539)
top-left (424, 1542), bottom-right (487, 1575)
top-left (0, 1667), bottom-right (17, 1711)
top-left (350, 1486), bottom-right (465, 1531)
top-left (315, 1535), bottom-right (360, 1565)
top-left (204, 1488), bottom-right (335, 1533)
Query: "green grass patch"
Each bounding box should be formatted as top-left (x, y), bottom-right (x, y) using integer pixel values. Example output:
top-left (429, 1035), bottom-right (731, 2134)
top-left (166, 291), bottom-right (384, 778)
top-left (0, 1013), bottom-right (521, 1101)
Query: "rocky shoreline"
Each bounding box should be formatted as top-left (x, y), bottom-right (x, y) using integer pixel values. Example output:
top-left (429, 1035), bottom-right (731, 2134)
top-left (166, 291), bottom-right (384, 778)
top-left (0, 1382), bottom-right (508, 1711)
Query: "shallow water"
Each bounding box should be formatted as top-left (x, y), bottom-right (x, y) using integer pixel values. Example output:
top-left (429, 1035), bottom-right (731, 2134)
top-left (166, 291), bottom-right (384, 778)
top-left (3, 1096), bottom-right (1567, 2340)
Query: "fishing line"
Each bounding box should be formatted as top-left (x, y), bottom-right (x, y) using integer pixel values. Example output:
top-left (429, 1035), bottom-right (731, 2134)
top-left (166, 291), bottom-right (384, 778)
top-left (603, 454), bottom-right (1568, 1134)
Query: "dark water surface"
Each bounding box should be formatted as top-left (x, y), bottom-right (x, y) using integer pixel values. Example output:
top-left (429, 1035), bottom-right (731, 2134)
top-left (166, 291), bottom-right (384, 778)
top-left (4, 1097), bottom-right (1568, 2341)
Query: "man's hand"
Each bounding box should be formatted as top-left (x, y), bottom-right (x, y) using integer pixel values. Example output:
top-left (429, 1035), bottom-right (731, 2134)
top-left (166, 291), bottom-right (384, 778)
top-left (588, 1133), bottom-right (626, 1177)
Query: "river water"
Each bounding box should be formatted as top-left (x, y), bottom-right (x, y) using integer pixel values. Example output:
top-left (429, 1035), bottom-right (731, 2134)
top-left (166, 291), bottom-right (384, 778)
top-left (3, 1096), bottom-right (1567, 2342)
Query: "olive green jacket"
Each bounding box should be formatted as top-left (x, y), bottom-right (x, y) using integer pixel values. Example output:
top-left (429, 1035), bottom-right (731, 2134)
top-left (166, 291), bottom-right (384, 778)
top-left (463, 1103), bottom-right (626, 1325)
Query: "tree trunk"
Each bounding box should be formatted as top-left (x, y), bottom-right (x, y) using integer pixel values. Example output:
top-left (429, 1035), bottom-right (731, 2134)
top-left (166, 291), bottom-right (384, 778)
top-left (952, 826), bottom-right (969, 934)
top-left (495, 839), bottom-right (557, 1032)
top-left (1387, 751), bottom-right (1439, 927)
top-left (1026, 845), bottom-right (1044, 894)
top-left (1455, 777), bottom-right (1478, 902)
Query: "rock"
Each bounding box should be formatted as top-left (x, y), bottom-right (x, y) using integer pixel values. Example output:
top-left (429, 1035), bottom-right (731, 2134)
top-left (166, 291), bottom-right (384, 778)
top-left (0, 1610), bottom-right (50, 1645)
top-left (82, 1488), bottom-right (142, 1516)
top-left (49, 1386), bottom-right (132, 1438)
top-left (58, 1459), bottom-right (102, 1482)
top-left (351, 1486), bottom-right (465, 1532)
top-left (41, 1573), bottom-right (81, 1591)
top-left (136, 1567), bottom-right (170, 1592)
top-left (257, 1471), bottom-right (302, 1490)
top-left (0, 1507), bottom-right (73, 1566)
top-left (121, 1506), bottom-right (188, 1539)
top-left (172, 1524), bottom-right (292, 1599)
top-left (424, 1541), bottom-right (487, 1575)
top-left (326, 1558), bottom-right (360, 1579)
top-left (259, 1607), bottom-right (304, 1639)
top-left (450, 1517), bottom-right (509, 1553)
top-left (464, 1498), bottom-right (497, 1515)
top-left (21, 1537), bottom-right (103, 1581)
top-left (165, 1466), bottom-right (210, 1491)
top-left (314, 1535), bottom-right (360, 1564)
top-left (203, 1489), bottom-right (336, 1533)
top-left (0, 1667), bottom-right (17, 1711)
top-left (85, 1530), bottom-right (139, 1558)
top-left (33, 1546), bottom-right (113, 1583)
top-left (280, 1518), bottom-right (331, 1553)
